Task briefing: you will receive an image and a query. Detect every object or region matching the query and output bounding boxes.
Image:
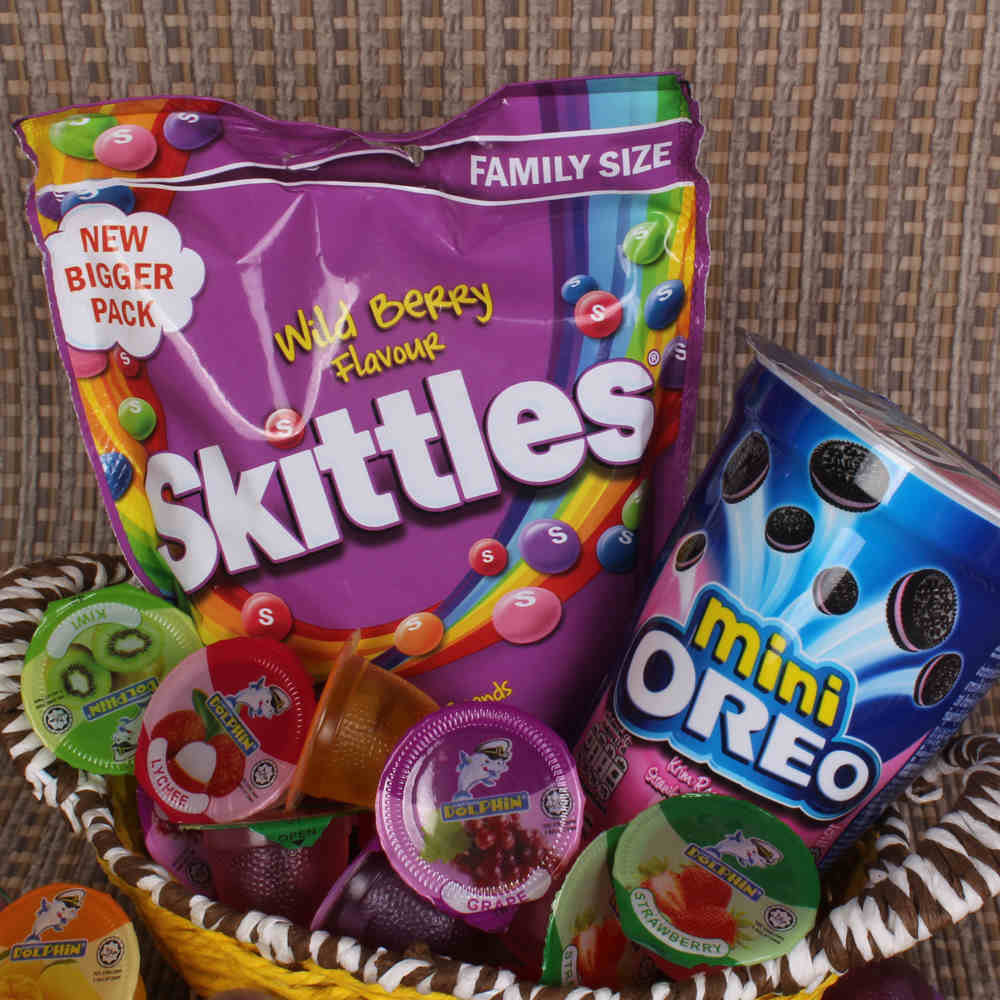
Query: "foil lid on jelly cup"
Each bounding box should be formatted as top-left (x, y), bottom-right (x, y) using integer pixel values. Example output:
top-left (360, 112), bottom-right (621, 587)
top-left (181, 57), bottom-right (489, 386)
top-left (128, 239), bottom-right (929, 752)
top-left (0, 882), bottom-right (140, 999)
top-left (135, 637), bottom-right (316, 824)
top-left (542, 826), bottom-right (657, 989)
top-left (375, 703), bottom-right (583, 932)
top-left (612, 795), bottom-right (818, 969)
top-left (20, 583), bottom-right (202, 774)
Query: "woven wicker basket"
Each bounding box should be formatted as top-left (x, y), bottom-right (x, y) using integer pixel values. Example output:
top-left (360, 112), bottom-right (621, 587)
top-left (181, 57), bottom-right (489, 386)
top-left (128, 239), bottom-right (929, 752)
top-left (3, 553), bottom-right (1000, 1000)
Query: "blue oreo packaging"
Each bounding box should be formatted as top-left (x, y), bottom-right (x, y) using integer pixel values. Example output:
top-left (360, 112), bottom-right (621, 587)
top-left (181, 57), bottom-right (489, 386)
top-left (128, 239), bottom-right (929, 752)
top-left (575, 334), bottom-right (1000, 866)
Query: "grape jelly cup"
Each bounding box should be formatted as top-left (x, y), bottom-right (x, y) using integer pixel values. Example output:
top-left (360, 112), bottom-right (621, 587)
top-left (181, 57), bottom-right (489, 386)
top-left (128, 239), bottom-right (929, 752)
top-left (375, 703), bottom-right (583, 933)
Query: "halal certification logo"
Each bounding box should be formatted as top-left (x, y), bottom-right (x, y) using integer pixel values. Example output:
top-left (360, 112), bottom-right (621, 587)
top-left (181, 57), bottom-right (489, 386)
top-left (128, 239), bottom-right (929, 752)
top-left (97, 935), bottom-right (125, 967)
top-left (763, 904), bottom-right (796, 932)
top-left (252, 759), bottom-right (277, 788)
top-left (43, 705), bottom-right (72, 735)
top-left (540, 785), bottom-right (573, 819)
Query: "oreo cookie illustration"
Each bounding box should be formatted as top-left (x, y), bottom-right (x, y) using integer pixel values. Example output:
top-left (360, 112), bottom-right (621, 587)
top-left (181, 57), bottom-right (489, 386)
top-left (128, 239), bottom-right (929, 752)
top-left (722, 432), bottom-right (770, 503)
top-left (674, 531), bottom-right (707, 571)
top-left (886, 569), bottom-right (958, 651)
top-left (812, 567), bottom-right (858, 615)
top-left (809, 440), bottom-right (890, 512)
top-left (914, 653), bottom-right (962, 707)
top-left (764, 506), bottom-right (815, 552)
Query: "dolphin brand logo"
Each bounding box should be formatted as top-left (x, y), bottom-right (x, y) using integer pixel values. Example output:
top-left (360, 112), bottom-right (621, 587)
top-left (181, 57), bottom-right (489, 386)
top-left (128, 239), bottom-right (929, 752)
top-left (23, 889), bottom-right (86, 943)
top-left (706, 831), bottom-right (781, 868)
top-left (454, 738), bottom-right (512, 799)
top-left (613, 585), bottom-right (881, 819)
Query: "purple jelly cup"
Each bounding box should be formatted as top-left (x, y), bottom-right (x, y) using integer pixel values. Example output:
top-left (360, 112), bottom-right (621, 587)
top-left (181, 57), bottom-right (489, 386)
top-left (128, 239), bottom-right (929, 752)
top-left (375, 703), bottom-right (583, 933)
top-left (311, 839), bottom-right (495, 959)
top-left (137, 787), bottom-right (216, 898)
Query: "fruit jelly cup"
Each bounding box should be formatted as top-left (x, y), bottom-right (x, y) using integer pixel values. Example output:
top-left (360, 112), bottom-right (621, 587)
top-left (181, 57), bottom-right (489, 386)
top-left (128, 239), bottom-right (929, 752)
top-left (311, 839), bottom-right (498, 959)
top-left (202, 815), bottom-right (351, 927)
top-left (286, 632), bottom-right (439, 810)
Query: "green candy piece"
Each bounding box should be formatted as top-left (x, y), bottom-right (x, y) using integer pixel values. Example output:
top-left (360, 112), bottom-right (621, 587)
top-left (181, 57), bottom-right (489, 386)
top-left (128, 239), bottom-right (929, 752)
top-left (622, 216), bottom-right (667, 266)
top-left (622, 480), bottom-right (647, 532)
top-left (48, 114), bottom-right (118, 160)
top-left (118, 396), bottom-right (157, 440)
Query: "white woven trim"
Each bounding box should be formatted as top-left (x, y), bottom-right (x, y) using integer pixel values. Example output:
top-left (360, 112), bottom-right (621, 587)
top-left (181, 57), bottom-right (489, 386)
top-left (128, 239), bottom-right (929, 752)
top-left (307, 930), bottom-right (331, 965)
top-left (189, 894), bottom-right (217, 928)
top-left (377, 957), bottom-right (433, 992)
top-left (453, 963), bottom-right (486, 998)
top-left (0, 608), bottom-right (43, 625)
top-left (363, 947), bottom-right (389, 984)
top-left (336, 935), bottom-right (363, 974)
top-left (562, 988), bottom-right (593, 1000)
top-left (254, 916), bottom-right (295, 964)
top-left (418, 973), bottom-right (436, 994)
top-left (1, 713), bottom-right (33, 734)
top-left (137, 872), bottom-right (170, 898)
top-left (0, 642), bottom-right (29, 662)
top-left (0, 585), bottom-right (49, 600)
top-left (235, 911), bottom-right (265, 944)
top-left (650, 983), bottom-right (671, 1000)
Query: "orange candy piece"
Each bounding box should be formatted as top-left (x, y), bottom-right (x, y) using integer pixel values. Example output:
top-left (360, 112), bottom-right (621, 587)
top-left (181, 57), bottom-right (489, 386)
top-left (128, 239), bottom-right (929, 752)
top-left (393, 612), bottom-right (445, 656)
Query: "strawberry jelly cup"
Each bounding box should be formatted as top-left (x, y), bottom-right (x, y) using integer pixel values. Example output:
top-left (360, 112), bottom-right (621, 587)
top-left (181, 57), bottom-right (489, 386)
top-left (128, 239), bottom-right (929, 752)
top-left (285, 632), bottom-right (438, 811)
top-left (375, 703), bottom-right (584, 934)
top-left (135, 637), bottom-right (316, 824)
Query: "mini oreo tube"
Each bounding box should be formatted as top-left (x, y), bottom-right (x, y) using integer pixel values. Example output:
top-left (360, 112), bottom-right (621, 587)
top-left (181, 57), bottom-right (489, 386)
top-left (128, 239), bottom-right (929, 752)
top-left (576, 334), bottom-right (1000, 867)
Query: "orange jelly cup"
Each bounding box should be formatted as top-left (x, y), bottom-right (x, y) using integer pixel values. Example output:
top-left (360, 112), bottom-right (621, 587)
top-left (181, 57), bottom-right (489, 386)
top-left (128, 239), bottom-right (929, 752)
top-left (286, 633), bottom-right (438, 810)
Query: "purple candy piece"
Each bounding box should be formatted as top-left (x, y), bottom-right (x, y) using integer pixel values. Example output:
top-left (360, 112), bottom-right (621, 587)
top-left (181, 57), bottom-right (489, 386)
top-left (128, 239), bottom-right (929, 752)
top-left (519, 518), bottom-right (581, 574)
top-left (658, 336), bottom-right (687, 390)
top-left (163, 111), bottom-right (223, 151)
top-left (36, 189), bottom-right (65, 221)
top-left (822, 958), bottom-right (943, 1000)
top-left (101, 450), bottom-right (133, 500)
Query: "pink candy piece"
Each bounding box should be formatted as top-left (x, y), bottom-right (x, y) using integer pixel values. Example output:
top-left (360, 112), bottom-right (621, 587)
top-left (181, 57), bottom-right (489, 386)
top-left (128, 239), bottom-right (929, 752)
top-left (469, 537), bottom-right (508, 576)
top-left (491, 587), bottom-right (562, 644)
top-left (93, 124), bottom-right (158, 171)
top-left (67, 344), bottom-right (107, 378)
top-left (241, 592), bottom-right (293, 640)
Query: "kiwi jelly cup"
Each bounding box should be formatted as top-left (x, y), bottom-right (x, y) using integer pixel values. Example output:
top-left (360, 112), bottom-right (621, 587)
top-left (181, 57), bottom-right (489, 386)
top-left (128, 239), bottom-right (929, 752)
top-left (285, 633), bottom-right (438, 811)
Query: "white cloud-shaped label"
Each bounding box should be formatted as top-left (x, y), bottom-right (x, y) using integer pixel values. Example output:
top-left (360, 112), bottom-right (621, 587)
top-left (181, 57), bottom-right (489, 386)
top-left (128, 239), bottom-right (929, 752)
top-left (47, 203), bottom-right (206, 358)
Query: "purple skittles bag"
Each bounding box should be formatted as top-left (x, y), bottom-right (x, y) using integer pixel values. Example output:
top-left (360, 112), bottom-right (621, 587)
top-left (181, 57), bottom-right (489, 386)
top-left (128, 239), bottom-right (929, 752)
top-left (15, 75), bottom-right (710, 739)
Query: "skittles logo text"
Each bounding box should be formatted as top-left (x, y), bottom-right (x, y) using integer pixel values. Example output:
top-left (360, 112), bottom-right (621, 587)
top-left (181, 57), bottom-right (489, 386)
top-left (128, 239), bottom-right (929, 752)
top-left (145, 360), bottom-right (655, 593)
top-left (440, 791), bottom-right (529, 822)
top-left (613, 586), bottom-right (881, 819)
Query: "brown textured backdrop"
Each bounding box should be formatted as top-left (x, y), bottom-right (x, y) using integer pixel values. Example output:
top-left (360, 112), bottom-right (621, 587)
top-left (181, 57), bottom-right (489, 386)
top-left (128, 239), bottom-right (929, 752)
top-left (1, 1), bottom-right (998, 997)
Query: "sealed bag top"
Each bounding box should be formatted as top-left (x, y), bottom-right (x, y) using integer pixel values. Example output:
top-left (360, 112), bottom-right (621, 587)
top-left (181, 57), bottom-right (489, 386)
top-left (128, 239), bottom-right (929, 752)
top-left (16, 75), bottom-right (710, 738)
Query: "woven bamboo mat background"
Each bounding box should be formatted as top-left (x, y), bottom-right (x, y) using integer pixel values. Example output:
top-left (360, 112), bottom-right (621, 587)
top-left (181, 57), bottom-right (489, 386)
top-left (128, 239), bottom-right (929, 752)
top-left (1, 0), bottom-right (998, 996)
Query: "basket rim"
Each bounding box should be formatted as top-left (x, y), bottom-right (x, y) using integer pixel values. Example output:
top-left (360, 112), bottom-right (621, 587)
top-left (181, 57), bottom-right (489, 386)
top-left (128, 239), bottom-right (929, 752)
top-left (3, 553), bottom-right (1000, 1000)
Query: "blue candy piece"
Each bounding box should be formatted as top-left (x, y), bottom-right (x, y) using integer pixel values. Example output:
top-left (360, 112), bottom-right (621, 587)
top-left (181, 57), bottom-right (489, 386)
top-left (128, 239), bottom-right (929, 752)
top-left (644, 279), bottom-right (686, 330)
top-left (101, 451), bottom-right (133, 501)
top-left (561, 274), bottom-right (599, 304)
top-left (596, 524), bottom-right (638, 574)
top-left (61, 185), bottom-right (136, 217)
